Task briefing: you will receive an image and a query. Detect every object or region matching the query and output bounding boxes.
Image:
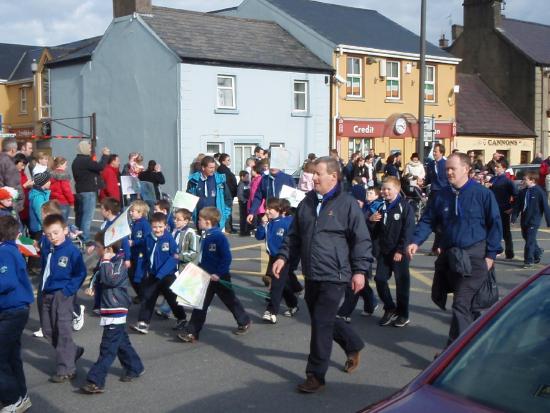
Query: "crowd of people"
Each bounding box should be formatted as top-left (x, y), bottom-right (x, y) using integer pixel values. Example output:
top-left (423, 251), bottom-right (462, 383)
top-left (2, 137), bottom-right (550, 410)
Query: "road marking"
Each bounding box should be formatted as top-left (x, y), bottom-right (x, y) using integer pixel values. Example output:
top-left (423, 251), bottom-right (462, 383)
top-left (410, 268), bottom-right (433, 287)
top-left (230, 243), bottom-right (263, 252)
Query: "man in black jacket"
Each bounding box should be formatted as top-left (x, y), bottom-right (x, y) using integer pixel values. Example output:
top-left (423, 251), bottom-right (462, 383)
top-left (273, 156), bottom-right (373, 393)
top-left (217, 154), bottom-right (238, 233)
top-left (71, 140), bottom-right (102, 242)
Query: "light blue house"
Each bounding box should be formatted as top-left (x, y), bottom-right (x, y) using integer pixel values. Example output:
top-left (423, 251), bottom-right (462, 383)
top-left (48, 1), bottom-right (332, 195)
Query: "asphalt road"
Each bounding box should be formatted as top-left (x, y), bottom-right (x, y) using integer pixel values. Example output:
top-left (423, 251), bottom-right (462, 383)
top-left (20, 219), bottom-right (550, 412)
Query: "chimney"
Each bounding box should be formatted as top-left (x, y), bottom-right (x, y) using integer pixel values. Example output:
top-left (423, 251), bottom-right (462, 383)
top-left (439, 34), bottom-right (449, 49)
top-left (463, 0), bottom-right (503, 31)
top-left (451, 24), bottom-right (463, 41)
top-left (113, 0), bottom-right (152, 18)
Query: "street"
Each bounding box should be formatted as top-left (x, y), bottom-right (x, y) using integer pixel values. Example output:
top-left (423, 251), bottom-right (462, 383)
top-left (19, 220), bottom-right (549, 413)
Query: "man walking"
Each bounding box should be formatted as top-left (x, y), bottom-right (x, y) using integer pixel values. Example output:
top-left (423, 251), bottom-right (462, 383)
top-left (273, 156), bottom-right (372, 393)
top-left (216, 154), bottom-right (238, 233)
top-left (424, 143), bottom-right (449, 254)
top-left (407, 153), bottom-right (502, 346)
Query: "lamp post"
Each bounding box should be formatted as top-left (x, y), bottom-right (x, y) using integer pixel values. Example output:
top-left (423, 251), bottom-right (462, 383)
top-left (30, 59), bottom-right (38, 141)
top-left (417, 0), bottom-right (427, 162)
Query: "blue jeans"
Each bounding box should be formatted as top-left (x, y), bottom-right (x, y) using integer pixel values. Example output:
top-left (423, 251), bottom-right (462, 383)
top-left (75, 192), bottom-right (96, 241)
top-left (87, 324), bottom-right (143, 388)
top-left (0, 307), bottom-right (29, 405)
top-left (59, 204), bottom-right (71, 223)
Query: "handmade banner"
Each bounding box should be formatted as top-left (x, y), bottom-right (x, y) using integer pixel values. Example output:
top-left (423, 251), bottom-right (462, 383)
top-left (279, 184), bottom-right (306, 208)
top-left (172, 191), bottom-right (200, 212)
top-left (270, 147), bottom-right (291, 170)
top-left (17, 236), bottom-right (38, 257)
top-left (120, 175), bottom-right (140, 195)
top-left (170, 262), bottom-right (211, 309)
top-left (104, 208), bottom-right (131, 246)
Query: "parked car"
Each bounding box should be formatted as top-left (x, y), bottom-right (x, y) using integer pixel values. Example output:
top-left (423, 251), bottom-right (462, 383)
top-left (511, 163), bottom-right (540, 189)
top-left (360, 266), bottom-right (550, 413)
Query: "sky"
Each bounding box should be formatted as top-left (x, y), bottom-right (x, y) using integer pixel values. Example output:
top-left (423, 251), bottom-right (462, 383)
top-left (1, 0), bottom-right (549, 47)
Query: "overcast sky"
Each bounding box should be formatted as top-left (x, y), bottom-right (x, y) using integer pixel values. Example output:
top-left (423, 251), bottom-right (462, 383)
top-left (1, 0), bottom-right (549, 47)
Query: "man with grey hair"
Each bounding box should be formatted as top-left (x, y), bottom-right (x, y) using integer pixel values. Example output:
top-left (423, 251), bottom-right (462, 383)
top-left (273, 156), bottom-right (373, 393)
top-left (0, 137), bottom-right (23, 210)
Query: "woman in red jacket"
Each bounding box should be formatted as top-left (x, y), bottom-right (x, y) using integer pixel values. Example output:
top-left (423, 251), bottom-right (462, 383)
top-left (100, 154), bottom-right (121, 202)
top-left (50, 156), bottom-right (75, 221)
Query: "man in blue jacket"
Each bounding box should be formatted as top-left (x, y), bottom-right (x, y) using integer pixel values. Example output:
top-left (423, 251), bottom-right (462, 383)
top-left (0, 216), bottom-right (34, 412)
top-left (408, 153), bottom-right (502, 346)
top-left (187, 156), bottom-right (232, 230)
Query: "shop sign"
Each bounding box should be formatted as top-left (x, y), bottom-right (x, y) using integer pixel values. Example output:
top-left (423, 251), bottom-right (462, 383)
top-left (8, 128), bottom-right (34, 138)
top-left (488, 139), bottom-right (519, 146)
top-left (337, 118), bottom-right (455, 138)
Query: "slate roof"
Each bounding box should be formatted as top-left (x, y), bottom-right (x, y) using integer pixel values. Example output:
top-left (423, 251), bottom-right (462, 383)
top-left (9, 48), bottom-right (44, 81)
top-left (142, 6), bottom-right (332, 72)
top-left (456, 73), bottom-right (535, 137)
top-left (0, 43), bottom-right (37, 80)
top-left (499, 18), bottom-right (550, 65)
top-left (47, 36), bottom-right (102, 67)
top-left (262, 0), bottom-right (454, 59)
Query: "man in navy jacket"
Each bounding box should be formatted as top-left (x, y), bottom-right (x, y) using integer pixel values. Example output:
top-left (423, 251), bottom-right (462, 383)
top-left (408, 153), bottom-right (502, 346)
top-left (246, 167), bottom-right (295, 223)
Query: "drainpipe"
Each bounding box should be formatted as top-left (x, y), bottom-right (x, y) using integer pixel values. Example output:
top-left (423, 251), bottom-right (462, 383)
top-left (333, 47), bottom-right (343, 153)
top-left (542, 67), bottom-right (550, 156)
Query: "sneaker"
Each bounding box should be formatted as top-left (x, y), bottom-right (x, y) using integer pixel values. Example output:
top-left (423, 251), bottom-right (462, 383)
top-left (379, 310), bottom-right (397, 326)
top-left (361, 304), bottom-right (380, 317)
top-left (131, 322), bottom-right (149, 334)
top-left (14, 394), bottom-right (32, 412)
top-left (262, 311), bottom-right (277, 324)
top-left (72, 305), bottom-right (85, 331)
top-left (33, 328), bottom-right (44, 338)
top-left (155, 309), bottom-right (171, 320)
top-left (50, 372), bottom-right (76, 383)
top-left (0, 399), bottom-right (18, 413)
top-left (234, 321), bottom-right (252, 335)
top-left (523, 263), bottom-right (534, 269)
top-left (392, 316), bottom-right (410, 328)
top-left (81, 382), bottom-right (104, 394)
top-left (336, 315), bottom-right (351, 323)
top-left (296, 374), bottom-right (325, 393)
top-left (177, 332), bottom-right (196, 343)
top-left (172, 319), bottom-right (187, 331)
top-left (283, 307), bottom-right (299, 317)
top-left (120, 369), bottom-right (145, 382)
top-left (344, 351), bottom-right (361, 373)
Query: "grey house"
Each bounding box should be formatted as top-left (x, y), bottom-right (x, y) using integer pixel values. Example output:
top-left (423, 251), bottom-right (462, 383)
top-left (48, 1), bottom-right (332, 195)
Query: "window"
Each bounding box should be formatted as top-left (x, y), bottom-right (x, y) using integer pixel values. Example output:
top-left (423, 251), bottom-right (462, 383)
top-left (424, 65), bottom-right (436, 102)
top-left (386, 61), bottom-right (400, 100)
top-left (293, 81), bottom-right (308, 112)
top-left (234, 144), bottom-right (256, 173)
top-left (217, 75), bottom-right (236, 109)
top-left (346, 57), bottom-right (362, 97)
top-left (19, 88), bottom-right (27, 114)
top-left (206, 142), bottom-right (224, 155)
top-left (348, 139), bottom-right (372, 159)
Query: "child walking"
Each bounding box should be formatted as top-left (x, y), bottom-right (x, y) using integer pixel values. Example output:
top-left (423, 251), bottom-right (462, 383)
top-left (81, 232), bottom-right (144, 394)
top-left (128, 200), bottom-right (151, 300)
top-left (0, 216), bottom-right (34, 412)
top-left (369, 177), bottom-right (415, 327)
top-left (256, 198), bottom-right (299, 324)
top-left (178, 207), bottom-right (251, 343)
top-left (237, 170), bottom-right (251, 236)
top-left (131, 212), bottom-right (187, 334)
top-left (40, 214), bottom-right (87, 382)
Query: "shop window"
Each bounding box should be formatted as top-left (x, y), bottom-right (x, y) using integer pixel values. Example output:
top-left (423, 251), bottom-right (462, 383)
top-left (206, 142), bottom-right (224, 155)
top-left (425, 65), bottom-right (436, 102)
top-left (293, 80), bottom-right (308, 112)
top-left (348, 138), bottom-right (372, 158)
top-left (19, 87), bottom-right (28, 114)
top-left (386, 61), bottom-right (400, 100)
top-left (346, 57), bottom-right (362, 97)
top-left (521, 151), bottom-right (531, 164)
top-left (217, 75), bottom-right (236, 109)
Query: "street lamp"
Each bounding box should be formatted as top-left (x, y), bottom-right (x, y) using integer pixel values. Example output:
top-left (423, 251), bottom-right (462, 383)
top-left (417, 0), bottom-right (427, 162)
top-left (30, 59), bottom-right (38, 74)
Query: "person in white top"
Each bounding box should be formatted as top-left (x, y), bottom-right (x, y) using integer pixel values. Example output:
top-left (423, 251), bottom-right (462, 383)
top-left (404, 153), bottom-right (426, 187)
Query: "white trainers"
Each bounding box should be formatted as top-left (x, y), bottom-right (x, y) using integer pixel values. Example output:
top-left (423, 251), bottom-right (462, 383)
top-left (15, 394), bottom-right (32, 412)
top-left (32, 328), bottom-right (44, 338)
top-left (262, 311), bottom-right (277, 324)
top-left (0, 399), bottom-right (17, 413)
top-left (283, 307), bottom-right (299, 317)
top-left (131, 322), bottom-right (149, 334)
top-left (72, 305), bottom-right (85, 331)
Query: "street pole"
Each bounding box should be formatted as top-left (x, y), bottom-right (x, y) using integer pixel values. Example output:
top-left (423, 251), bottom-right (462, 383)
top-left (418, 0), bottom-right (427, 162)
top-left (91, 112), bottom-right (97, 158)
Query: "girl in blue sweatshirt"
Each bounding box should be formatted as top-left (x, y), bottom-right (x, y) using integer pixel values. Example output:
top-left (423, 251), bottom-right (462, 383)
top-left (256, 198), bottom-right (299, 324)
top-left (0, 216), bottom-right (34, 412)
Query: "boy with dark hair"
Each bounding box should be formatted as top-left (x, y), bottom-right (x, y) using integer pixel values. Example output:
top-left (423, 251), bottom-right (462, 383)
top-left (81, 232), bottom-right (144, 394)
top-left (41, 214), bottom-right (87, 382)
top-left (154, 199), bottom-right (175, 232)
top-left (0, 216), bottom-right (34, 412)
top-left (131, 212), bottom-right (187, 334)
top-left (178, 207), bottom-right (251, 343)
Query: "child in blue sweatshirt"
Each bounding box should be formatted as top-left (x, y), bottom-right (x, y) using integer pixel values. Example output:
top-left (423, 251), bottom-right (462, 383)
top-left (131, 212), bottom-right (187, 335)
top-left (40, 214), bottom-right (87, 383)
top-left (128, 200), bottom-right (151, 300)
top-left (178, 207), bottom-right (251, 343)
top-left (154, 199), bottom-right (175, 232)
top-left (0, 216), bottom-right (34, 412)
top-left (81, 232), bottom-right (144, 394)
top-left (256, 198), bottom-right (298, 324)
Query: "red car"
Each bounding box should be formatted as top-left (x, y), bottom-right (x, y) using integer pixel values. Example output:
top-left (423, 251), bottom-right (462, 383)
top-left (361, 268), bottom-right (550, 413)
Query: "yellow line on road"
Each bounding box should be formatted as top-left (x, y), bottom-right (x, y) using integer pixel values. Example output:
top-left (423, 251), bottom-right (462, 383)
top-left (410, 268), bottom-right (433, 287)
top-left (230, 243), bottom-right (263, 252)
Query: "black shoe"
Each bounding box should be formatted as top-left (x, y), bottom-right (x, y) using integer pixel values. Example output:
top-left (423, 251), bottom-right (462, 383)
top-left (535, 250), bottom-right (543, 264)
top-left (379, 310), bottom-right (396, 326)
top-left (506, 253), bottom-right (515, 259)
top-left (50, 372), bottom-right (76, 383)
top-left (392, 316), bottom-right (410, 328)
top-left (234, 321), bottom-right (252, 336)
top-left (81, 382), bottom-right (104, 394)
top-left (172, 319), bottom-right (187, 331)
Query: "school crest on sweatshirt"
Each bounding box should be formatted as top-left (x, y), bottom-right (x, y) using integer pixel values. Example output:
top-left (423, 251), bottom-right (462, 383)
top-left (208, 243), bottom-right (216, 252)
top-left (58, 256), bottom-right (69, 268)
top-left (161, 242), bottom-right (170, 252)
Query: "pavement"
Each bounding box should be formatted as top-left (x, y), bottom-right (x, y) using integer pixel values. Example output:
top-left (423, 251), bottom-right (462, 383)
top-left (20, 216), bottom-right (550, 413)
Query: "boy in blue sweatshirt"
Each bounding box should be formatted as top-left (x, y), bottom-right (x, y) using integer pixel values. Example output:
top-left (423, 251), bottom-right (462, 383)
top-left (512, 171), bottom-right (550, 268)
top-left (256, 198), bottom-right (298, 324)
top-left (131, 212), bottom-right (187, 334)
top-left (0, 216), bottom-right (34, 412)
top-left (128, 200), bottom-right (151, 300)
top-left (81, 232), bottom-right (144, 394)
top-left (154, 199), bottom-right (175, 233)
top-left (40, 214), bottom-right (87, 383)
top-left (178, 207), bottom-right (251, 343)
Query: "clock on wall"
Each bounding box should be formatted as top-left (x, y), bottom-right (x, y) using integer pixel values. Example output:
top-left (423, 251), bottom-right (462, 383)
top-left (394, 118), bottom-right (407, 135)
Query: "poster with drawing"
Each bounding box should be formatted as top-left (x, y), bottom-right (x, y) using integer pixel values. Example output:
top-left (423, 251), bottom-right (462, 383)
top-left (270, 147), bottom-right (292, 170)
top-left (170, 263), bottom-right (211, 309)
top-left (279, 185), bottom-right (306, 208)
top-left (104, 208), bottom-right (132, 246)
top-left (172, 191), bottom-right (200, 212)
top-left (120, 176), bottom-right (140, 195)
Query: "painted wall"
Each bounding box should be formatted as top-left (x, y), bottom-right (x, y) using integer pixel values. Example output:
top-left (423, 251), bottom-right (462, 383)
top-left (179, 63), bottom-right (330, 183)
top-left (4, 81), bottom-right (35, 128)
top-left (454, 135), bottom-right (535, 165)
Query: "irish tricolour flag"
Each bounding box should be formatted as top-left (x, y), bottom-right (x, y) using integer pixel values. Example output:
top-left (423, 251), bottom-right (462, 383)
top-left (17, 236), bottom-right (39, 257)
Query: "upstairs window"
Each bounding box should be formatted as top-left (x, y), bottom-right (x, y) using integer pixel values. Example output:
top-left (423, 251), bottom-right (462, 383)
top-left (425, 65), bottom-right (436, 102)
top-left (386, 61), bottom-right (400, 100)
top-left (346, 57), bottom-right (362, 97)
top-left (217, 75), bottom-right (236, 109)
top-left (293, 80), bottom-right (308, 112)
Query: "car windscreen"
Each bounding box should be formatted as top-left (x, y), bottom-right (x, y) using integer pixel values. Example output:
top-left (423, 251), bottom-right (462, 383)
top-left (432, 276), bottom-right (550, 413)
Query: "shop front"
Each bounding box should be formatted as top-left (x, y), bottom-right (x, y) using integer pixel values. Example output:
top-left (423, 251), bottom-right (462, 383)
top-left (453, 136), bottom-right (536, 165)
top-left (336, 116), bottom-right (455, 161)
